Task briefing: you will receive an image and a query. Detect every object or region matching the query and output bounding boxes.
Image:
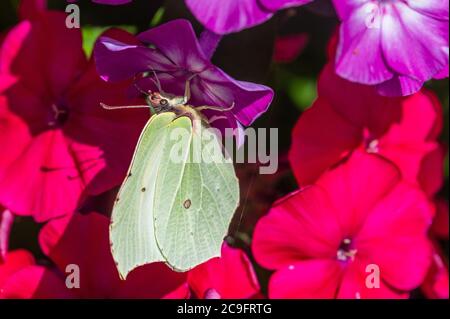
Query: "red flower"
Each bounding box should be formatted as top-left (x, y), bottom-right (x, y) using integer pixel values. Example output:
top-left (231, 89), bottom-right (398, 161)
top-left (166, 243), bottom-right (260, 299)
top-left (0, 250), bottom-right (35, 288)
top-left (0, 212), bottom-right (185, 298)
top-left (273, 33), bottom-right (309, 64)
top-left (421, 244), bottom-right (449, 299)
top-left (0, 11), bottom-right (147, 222)
top-left (289, 63), bottom-right (444, 197)
top-left (431, 199), bottom-right (449, 240)
top-left (252, 152), bottom-right (433, 299)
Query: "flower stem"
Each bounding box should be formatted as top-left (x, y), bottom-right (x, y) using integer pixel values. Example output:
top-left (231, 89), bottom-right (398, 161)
top-left (199, 30), bottom-right (223, 60)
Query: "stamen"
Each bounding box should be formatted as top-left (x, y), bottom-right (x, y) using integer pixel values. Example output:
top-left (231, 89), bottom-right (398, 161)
top-left (337, 238), bottom-right (357, 262)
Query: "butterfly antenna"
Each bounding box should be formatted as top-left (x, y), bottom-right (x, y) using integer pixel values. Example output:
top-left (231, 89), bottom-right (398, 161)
top-left (151, 70), bottom-right (164, 93)
top-left (101, 103), bottom-right (150, 110)
top-left (133, 74), bottom-right (152, 96)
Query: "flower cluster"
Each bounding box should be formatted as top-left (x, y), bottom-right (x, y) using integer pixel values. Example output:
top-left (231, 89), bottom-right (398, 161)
top-left (0, 0), bottom-right (448, 299)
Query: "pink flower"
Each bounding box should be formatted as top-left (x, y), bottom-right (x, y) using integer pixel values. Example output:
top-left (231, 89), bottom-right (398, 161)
top-left (289, 63), bottom-right (444, 197)
top-left (0, 212), bottom-right (185, 298)
top-left (0, 11), bottom-right (147, 222)
top-left (0, 250), bottom-right (35, 288)
top-left (252, 152), bottom-right (433, 299)
top-left (332, 0), bottom-right (449, 96)
top-left (273, 33), bottom-right (309, 63)
top-left (166, 243), bottom-right (261, 299)
top-left (421, 244), bottom-right (449, 299)
top-left (430, 200), bottom-right (449, 240)
top-left (18, 0), bottom-right (46, 20)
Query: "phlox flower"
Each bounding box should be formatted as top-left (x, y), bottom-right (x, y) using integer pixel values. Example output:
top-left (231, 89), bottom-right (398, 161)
top-left (0, 250), bottom-right (35, 289)
top-left (421, 244), bottom-right (449, 299)
top-left (94, 19), bottom-right (273, 142)
top-left (0, 11), bottom-right (148, 222)
top-left (332, 0), bottom-right (449, 96)
top-left (90, 0), bottom-right (313, 34)
top-left (185, 0), bottom-right (313, 34)
top-left (0, 212), bottom-right (185, 298)
top-left (252, 152), bottom-right (433, 299)
top-left (166, 243), bottom-right (261, 299)
top-left (289, 63), bottom-right (444, 197)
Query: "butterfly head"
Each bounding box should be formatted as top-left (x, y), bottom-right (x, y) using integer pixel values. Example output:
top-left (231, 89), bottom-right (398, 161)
top-left (147, 91), bottom-right (186, 112)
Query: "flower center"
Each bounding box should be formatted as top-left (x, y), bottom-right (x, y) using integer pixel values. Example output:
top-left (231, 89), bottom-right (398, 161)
top-left (363, 128), bottom-right (379, 153)
top-left (48, 103), bottom-right (69, 127)
top-left (337, 238), bottom-right (357, 262)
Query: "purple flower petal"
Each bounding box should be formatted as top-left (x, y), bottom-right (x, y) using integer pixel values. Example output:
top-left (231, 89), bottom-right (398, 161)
top-left (332, 0), bottom-right (368, 20)
top-left (185, 0), bottom-right (273, 35)
top-left (406, 0), bottom-right (449, 20)
top-left (260, 0), bottom-right (313, 11)
top-left (94, 20), bottom-right (273, 128)
top-left (92, 0), bottom-right (132, 4)
top-left (434, 64), bottom-right (449, 79)
top-left (94, 29), bottom-right (175, 82)
top-left (137, 20), bottom-right (209, 72)
top-left (335, 2), bottom-right (393, 84)
top-left (381, 2), bottom-right (449, 82)
top-left (376, 75), bottom-right (423, 97)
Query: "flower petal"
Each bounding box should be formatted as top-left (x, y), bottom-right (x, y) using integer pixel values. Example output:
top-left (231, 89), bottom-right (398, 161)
top-left (268, 260), bottom-right (342, 299)
top-left (356, 182), bottom-right (433, 290)
top-left (252, 186), bottom-right (342, 270)
top-left (381, 2), bottom-right (449, 82)
top-left (185, 0), bottom-right (273, 34)
top-left (335, 2), bottom-right (393, 85)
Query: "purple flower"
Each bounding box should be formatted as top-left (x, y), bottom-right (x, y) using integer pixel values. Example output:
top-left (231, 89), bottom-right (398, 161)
top-left (94, 19), bottom-right (273, 140)
top-left (92, 0), bottom-right (131, 4)
top-left (185, 0), bottom-right (313, 34)
top-left (332, 0), bottom-right (449, 96)
top-left (91, 0), bottom-right (313, 34)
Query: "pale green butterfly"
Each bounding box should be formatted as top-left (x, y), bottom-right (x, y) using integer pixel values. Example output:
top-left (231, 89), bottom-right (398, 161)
top-left (101, 74), bottom-right (239, 279)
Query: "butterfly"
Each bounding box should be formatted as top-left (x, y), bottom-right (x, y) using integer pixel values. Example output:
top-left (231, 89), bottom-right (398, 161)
top-left (102, 73), bottom-right (240, 278)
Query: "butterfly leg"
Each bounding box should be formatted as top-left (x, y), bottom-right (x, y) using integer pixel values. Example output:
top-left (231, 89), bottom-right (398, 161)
top-left (182, 73), bottom-right (199, 105)
top-left (196, 102), bottom-right (235, 112)
top-left (208, 115), bottom-right (228, 124)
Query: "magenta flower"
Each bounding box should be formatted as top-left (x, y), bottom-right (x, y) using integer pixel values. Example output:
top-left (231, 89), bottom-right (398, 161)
top-left (0, 12), bottom-right (148, 222)
top-left (0, 212), bottom-right (185, 298)
top-left (89, 0), bottom-right (313, 34)
top-left (186, 0), bottom-right (313, 34)
top-left (166, 243), bottom-right (261, 299)
top-left (92, 0), bottom-right (131, 4)
top-left (273, 33), bottom-right (309, 63)
top-left (252, 152), bottom-right (433, 299)
top-left (421, 245), bottom-right (449, 299)
top-left (0, 250), bottom-right (35, 289)
top-left (290, 63), bottom-right (445, 196)
top-left (94, 19), bottom-right (273, 139)
top-left (332, 0), bottom-right (449, 96)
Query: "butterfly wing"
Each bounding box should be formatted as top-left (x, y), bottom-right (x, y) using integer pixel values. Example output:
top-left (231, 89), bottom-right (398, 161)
top-left (110, 112), bottom-right (177, 279)
top-left (153, 117), bottom-right (240, 271)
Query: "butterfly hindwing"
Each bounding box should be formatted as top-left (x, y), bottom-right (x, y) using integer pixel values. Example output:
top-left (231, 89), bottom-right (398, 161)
top-left (153, 118), bottom-right (240, 271)
top-left (110, 112), bottom-right (176, 279)
top-left (110, 111), bottom-right (240, 278)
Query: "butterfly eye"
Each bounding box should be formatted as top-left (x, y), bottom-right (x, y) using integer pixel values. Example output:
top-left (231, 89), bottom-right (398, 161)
top-left (160, 99), bottom-right (168, 106)
top-left (151, 95), bottom-right (158, 101)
